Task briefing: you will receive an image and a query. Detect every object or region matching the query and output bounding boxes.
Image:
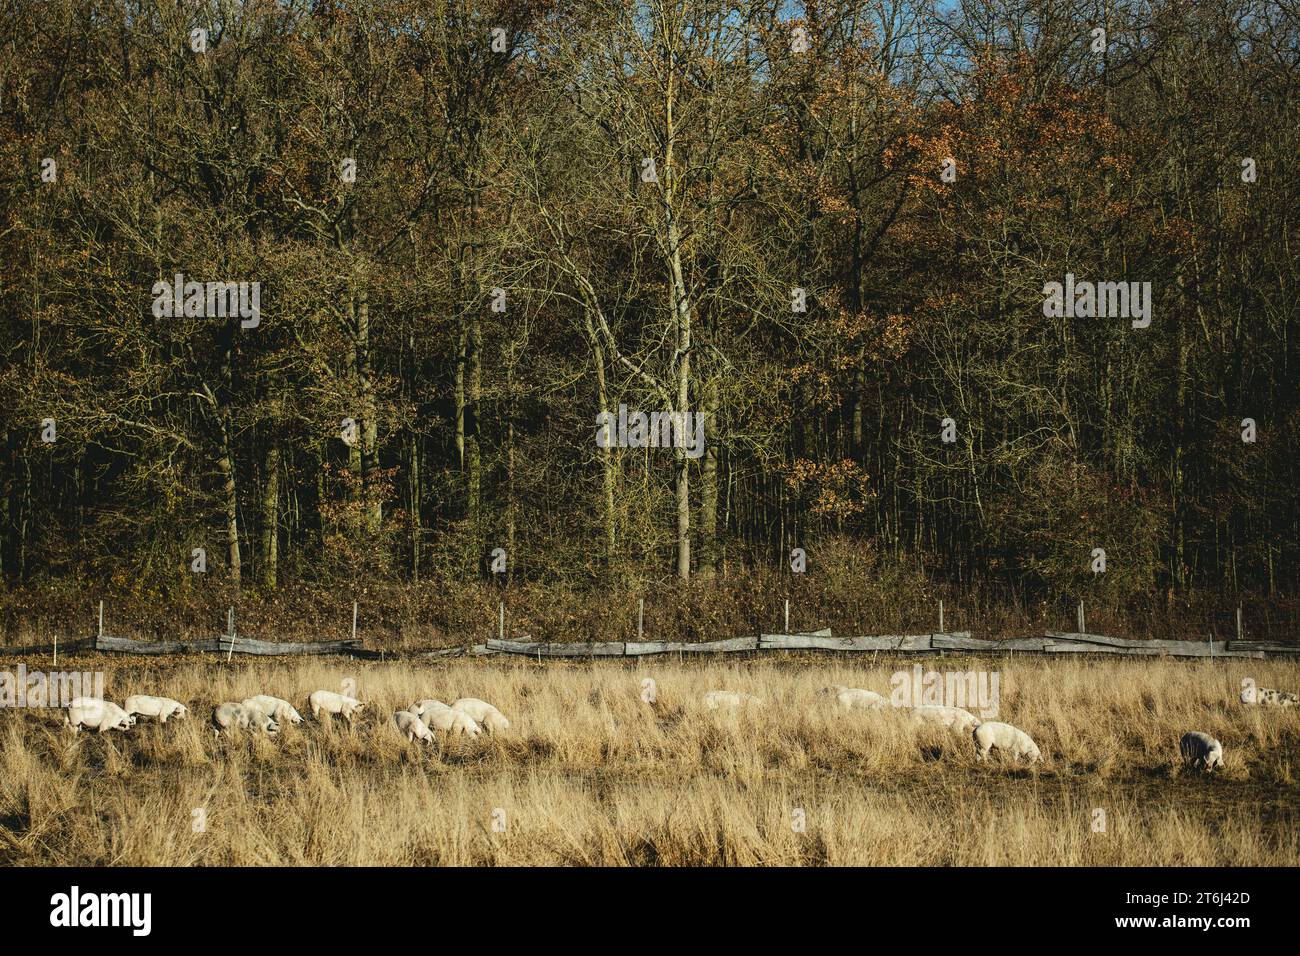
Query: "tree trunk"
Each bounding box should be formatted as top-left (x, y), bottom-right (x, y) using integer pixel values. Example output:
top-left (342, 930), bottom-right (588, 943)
top-left (346, 291), bottom-right (363, 529)
top-left (698, 376), bottom-right (719, 579)
top-left (455, 322), bottom-right (466, 472)
top-left (409, 431), bottom-right (421, 579)
top-left (667, 198), bottom-right (691, 580)
top-left (592, 333), bottom-right (617, 568)
top-left (261, 442), bottom-right (280, 589)
top-left (356, 285), bottom-right (381, 533)
top-left (467, 310), bottom-right (482, 533)
top-left (218, 433), bottom-right (241, 590)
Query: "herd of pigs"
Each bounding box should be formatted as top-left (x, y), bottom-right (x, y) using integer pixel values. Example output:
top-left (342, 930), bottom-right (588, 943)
top-left (705, 682), bottom-right (1300, 771)
top-left (61, 690), bottom-right (506, 743)
top-left (53, 678), bottom-right (1299, 772)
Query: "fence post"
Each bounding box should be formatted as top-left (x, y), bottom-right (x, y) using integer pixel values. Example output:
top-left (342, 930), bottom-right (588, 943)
top-left (352, 601), bottom-right (358, 642)
top-left (637, 598), bottom-right (644, 641)
top-left (226, 607), bottom-right (236, 662)
top-left (939, 600), bottom-right (944, 634)
top-left (784, 599), bottom-right (790, 634)
top-left (98, 600), bottom-right (104, 640)
top-left (1077, 600), bottom-right (1085, 634)
top-left (499, 602), bottom-right (504, 641)
top-left (1236, 606), bottom-right (1242, 642)
top-left (53, 632), bottom-right (57, 669)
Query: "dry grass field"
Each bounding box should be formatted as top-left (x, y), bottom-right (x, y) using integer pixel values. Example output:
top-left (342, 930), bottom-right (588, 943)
top-left (1, 654), bottom-right (1297, 866)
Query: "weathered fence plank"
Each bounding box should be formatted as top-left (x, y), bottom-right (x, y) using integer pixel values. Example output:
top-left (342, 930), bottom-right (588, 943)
top-left (98, 635), bottom-right (222, 655)
top-left (759, 634), bottom-right (926, 651)
top-left (754, 628), bottom-right (835, 644)
top-left (1047, 631), bottom-right (1228, 652)
top-left (215, 637), bottom-right (363, 656)
top-left (761, 634), bottom-right (879, 651)
top-left (486, 639), bottom-right (627, 657)
top-left (1046, 642), bottom-right (1169, 656)
top-left (760, 631), bottom-right (955, 651)
top-left (835, 635), bottom-right (906, 650)
top-left (1043, 636), bottom-right (1264, 659)
top-left (932, 634), bottom-right (1049, 652)
top-left (623, 637), bottom-right (760, 655)
top-left (898, 634), bottom-right (935, 651)
top-left (1228, 641), bottom-right (1300, 655)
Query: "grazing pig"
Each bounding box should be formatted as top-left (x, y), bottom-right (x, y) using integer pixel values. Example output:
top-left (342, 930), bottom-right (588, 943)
top-left (394, 711), bottom-right (436, 745)
top-left (416, 701), bottom-right (481, 737)
top-left (450, 698), bottom-right (509, 734)
top-left (212, 702), bottom-right (279, 737)
top-left (1257, 688), bottom-right (1298, 708)
top-left (308, 690), bottom-right (365, 721)
top-left (409, 699), bottom-right (449, 718)
top-left (243, 695), bottom-right (304, 726)
top-left (973, 721), bottom-right (1042, 763)
top-left (124, 695), bottom-right (188, 723)
top-left (68, 697), bottom-right (136, 726)
top-left (66, 699), bottom-right (133, 733)
top-left (833, 688), bottom-right (888, 710)
top-left (1180, 731), bottom-right (1224, 771)
top-left (911, 704), bottom-right (981, 735)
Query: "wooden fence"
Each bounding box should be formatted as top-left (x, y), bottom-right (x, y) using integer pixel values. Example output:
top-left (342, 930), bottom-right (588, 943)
top-left (0, 628), bottom-right (1294, 660)
top-left (481, 629), bottom-right (1282, 659)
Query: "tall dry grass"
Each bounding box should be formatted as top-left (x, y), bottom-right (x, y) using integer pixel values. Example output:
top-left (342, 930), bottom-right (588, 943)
top-left (0, 654), bottom-right (1296, 865)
